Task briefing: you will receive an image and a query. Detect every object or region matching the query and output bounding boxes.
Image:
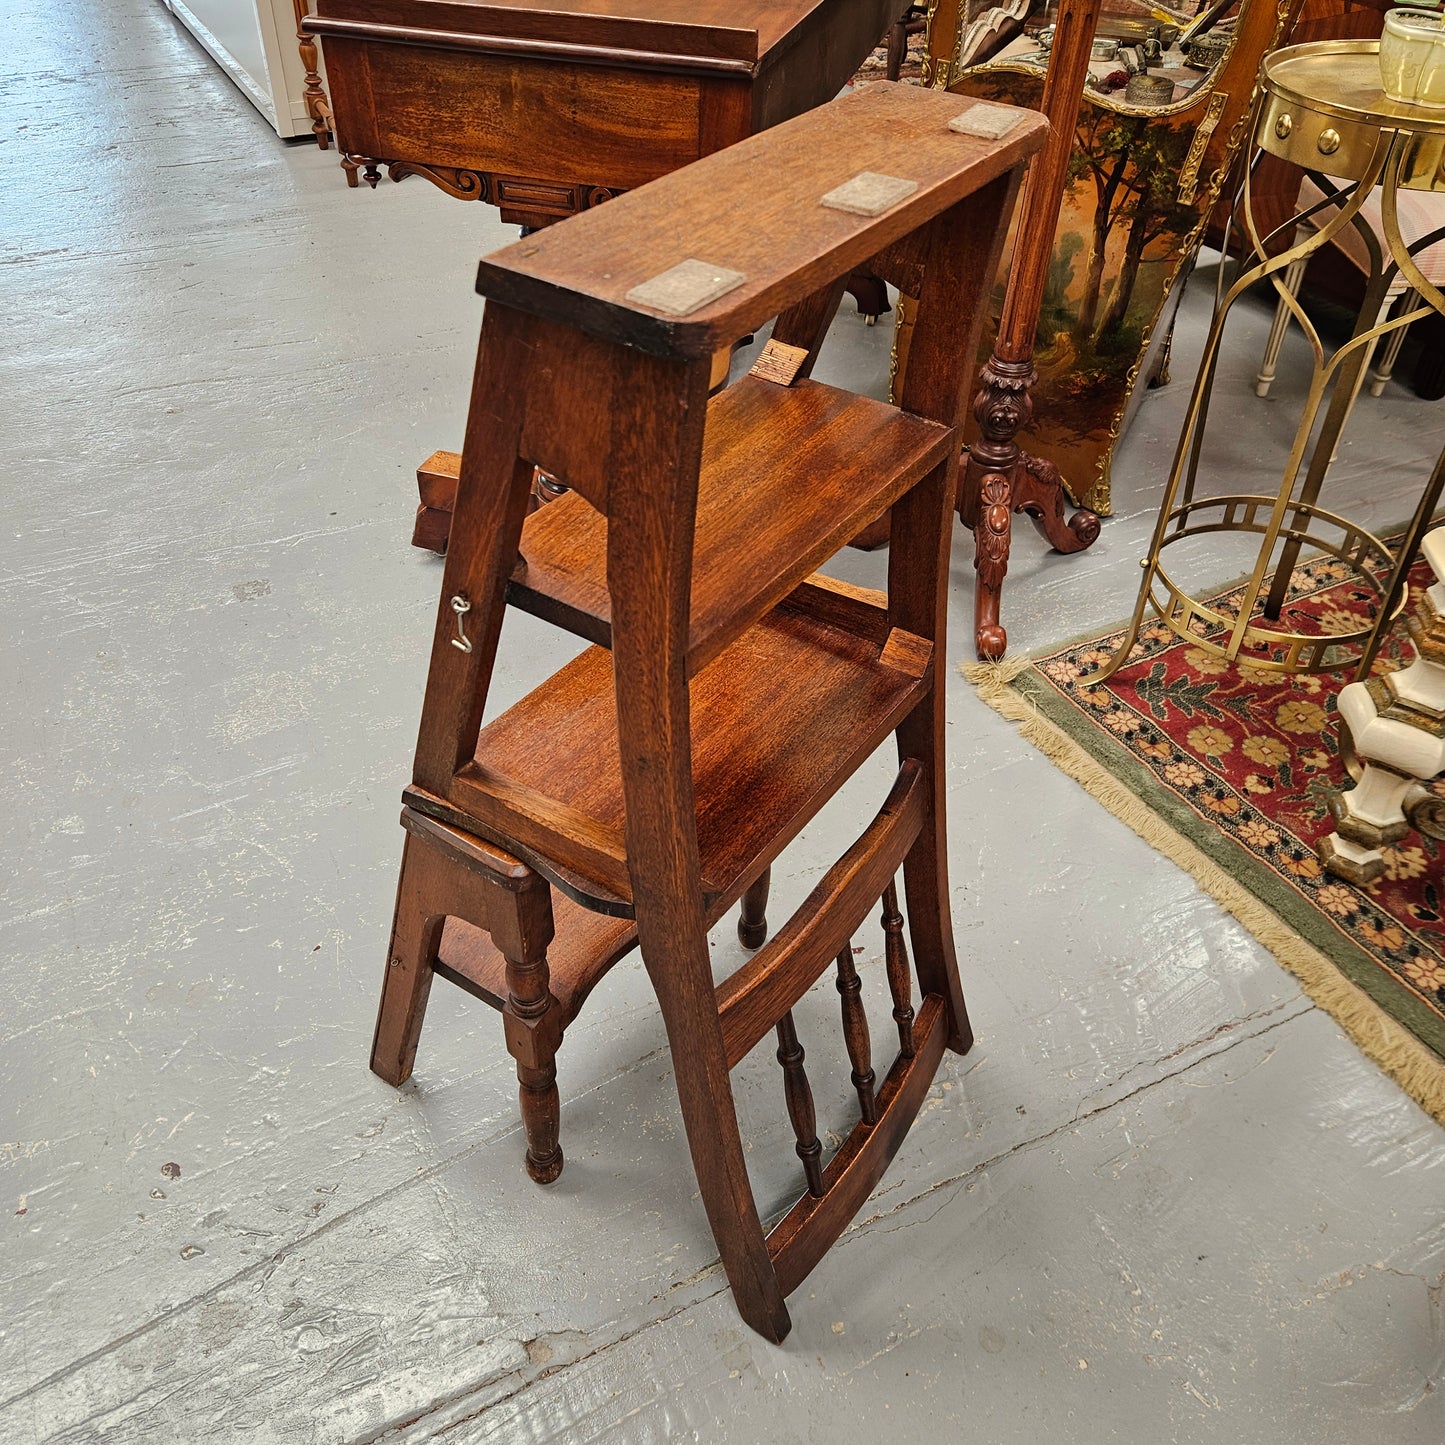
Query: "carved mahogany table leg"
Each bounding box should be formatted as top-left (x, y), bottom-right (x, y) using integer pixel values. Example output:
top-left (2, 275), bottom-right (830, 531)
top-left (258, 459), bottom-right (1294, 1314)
top-left (960, 0), bottom-right (1104, 660)
top-left (961, 367), bottom-right (1101, 658)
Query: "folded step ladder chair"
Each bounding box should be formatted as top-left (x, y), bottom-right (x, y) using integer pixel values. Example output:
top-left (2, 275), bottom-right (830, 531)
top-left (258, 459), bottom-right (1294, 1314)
top-left (369, 81), bottom-right (1044, 1341)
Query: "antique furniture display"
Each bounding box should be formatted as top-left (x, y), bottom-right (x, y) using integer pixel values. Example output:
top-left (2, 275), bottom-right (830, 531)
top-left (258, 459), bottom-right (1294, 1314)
top-left (1221, 0), bottom-right (1445, 400)
top-left (372, 81), bottom-right (1044, 1340)
top-left (896, 0), bottom-right (1106, 661)
top-left (159, 0), bottom-right (332, 138)
top-left (306, 0), bottom-right (909, 214)
top-left (1092, 41), bottom-right (1445, 688)
top-left (306, 0), bottom-right (909, 550)
top-left (936, 0), bottom-right (1298, 526)
top-left (1321, 516), bottom-right (1445, 883)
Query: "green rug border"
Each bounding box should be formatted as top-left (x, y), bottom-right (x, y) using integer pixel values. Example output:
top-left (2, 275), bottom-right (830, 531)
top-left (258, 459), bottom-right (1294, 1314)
top-left (1004, 663), bottom-right (1445, 1060)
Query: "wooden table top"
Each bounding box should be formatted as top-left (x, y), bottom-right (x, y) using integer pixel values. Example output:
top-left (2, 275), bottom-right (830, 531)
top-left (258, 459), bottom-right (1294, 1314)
top-left (476, 82), bottom-right (1046, 355)
top-left (311, 0), bottom-right (838, 68)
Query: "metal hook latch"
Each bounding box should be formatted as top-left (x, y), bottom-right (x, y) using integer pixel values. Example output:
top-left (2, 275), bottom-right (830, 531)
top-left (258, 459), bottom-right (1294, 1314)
top-left (450, 595), bottom-right (473, 653)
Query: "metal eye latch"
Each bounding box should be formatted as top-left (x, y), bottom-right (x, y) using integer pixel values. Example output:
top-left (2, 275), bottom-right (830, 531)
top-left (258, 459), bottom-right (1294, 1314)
top-left (450, 595), bottom-right (473, 653)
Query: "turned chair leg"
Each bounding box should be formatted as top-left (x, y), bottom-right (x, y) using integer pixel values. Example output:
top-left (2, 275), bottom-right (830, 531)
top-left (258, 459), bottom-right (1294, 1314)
top-left (1369, 289), bottom-right (1415, 397)
top-left (1256, 254), bottom-right (1308, 398)
top-left (498, 873), bottom-right (566, 1184)
top-left (375, 817), bottom-right (567, 1183)
top-left (737, 865), bottom-right (771, 949)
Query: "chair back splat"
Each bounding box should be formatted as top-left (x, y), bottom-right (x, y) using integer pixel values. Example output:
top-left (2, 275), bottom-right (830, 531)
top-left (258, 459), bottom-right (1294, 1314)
top-left (372, 81), bottom-right (1045, 1341)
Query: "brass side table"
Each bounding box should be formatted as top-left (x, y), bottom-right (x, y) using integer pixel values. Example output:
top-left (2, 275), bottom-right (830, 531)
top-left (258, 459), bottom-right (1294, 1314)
top-left (1094, 41), bottom-right (1445, 686)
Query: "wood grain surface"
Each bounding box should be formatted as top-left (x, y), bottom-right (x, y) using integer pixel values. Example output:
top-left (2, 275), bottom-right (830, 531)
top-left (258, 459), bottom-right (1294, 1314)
top-left (474, 82), bottom-right (1045, 355)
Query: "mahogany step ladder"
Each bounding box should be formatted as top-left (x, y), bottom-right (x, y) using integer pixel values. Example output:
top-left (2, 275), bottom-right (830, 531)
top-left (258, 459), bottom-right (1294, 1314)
top-left (371, 81), bottom-right (1044, 1341)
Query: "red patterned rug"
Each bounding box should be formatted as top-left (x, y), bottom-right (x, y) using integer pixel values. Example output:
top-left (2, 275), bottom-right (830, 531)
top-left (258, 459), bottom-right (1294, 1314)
top-left (968, 545), bottom-right (1445, 1124)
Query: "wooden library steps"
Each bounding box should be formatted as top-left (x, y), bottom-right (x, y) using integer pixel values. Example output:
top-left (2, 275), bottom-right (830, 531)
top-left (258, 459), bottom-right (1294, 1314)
top-left (371, 80), bottom-right (1044, 1340)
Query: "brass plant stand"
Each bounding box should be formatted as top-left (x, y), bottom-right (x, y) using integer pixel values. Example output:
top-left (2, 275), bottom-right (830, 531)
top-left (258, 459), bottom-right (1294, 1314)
top-left (1093, 41), bottom-right (1445, 687)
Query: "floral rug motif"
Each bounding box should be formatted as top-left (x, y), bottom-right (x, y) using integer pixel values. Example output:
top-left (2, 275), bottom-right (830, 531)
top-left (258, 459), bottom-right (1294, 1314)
top-left (971, 545), bottom-right (1445, 1119)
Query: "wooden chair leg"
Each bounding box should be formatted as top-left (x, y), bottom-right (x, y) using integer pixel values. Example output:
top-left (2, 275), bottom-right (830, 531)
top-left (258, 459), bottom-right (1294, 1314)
top-left (896, 789), bottom-right (973, 1057)
top-left (497, 874), bottom-right (566, 1184)
top-left (639, 933), bottom-right (792, 1342)
top-left (372, 833), bottom-right (448, 1086)
top-left (886, 18), bottom-right (908, 82)
top-left (843, 269), bottom-right (892, 324)
top-left (376, 816), bottom-right (569, 1183)
top-left (738, 865), bottom-right (771, 949)
top-left (892, 463), bottom-right (974, 1052)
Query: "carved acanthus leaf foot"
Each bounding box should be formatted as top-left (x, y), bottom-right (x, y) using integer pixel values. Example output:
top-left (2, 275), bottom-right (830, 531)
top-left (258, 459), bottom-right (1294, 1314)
top-left (973, 467), bottom-right (1013, 661)
top-left (1015, 451), bottom-right (1101, 554)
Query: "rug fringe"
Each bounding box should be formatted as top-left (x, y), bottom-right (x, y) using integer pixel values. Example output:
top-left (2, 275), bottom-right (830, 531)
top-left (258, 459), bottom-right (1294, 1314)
top-left (961, 656), bottom-right (1032, 693)
top-left (965, 662), bottom-right (1445, 1127)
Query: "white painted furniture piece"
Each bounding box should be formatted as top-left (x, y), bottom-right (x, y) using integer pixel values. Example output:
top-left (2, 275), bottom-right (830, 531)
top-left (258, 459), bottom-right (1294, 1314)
top-left (1255, 177), bottom-right (1445, 406)
top-left (1322, 523), bottom-right (1445, 882)
top-left (159, 0), bottom-right (321, 138)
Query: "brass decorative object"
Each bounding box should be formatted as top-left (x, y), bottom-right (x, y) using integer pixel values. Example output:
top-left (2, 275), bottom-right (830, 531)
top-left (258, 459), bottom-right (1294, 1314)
top-left (1093, 41), bottom-right (1445, 687)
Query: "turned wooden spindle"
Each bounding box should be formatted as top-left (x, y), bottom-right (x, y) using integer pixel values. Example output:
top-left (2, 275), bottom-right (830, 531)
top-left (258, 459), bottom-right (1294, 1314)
top-left (737, 866), bottom-right (771, 950)
top-left (502, 941), bottom-right (563, 1185)
top-left (775, 1011), bottom-right (824, 1198)
top-left (881, 882), bottom-right (916, 1059)
top-left (292, 0), bottom-right (334, 149)
top-left (834, 944), bottom-right (878, 1125)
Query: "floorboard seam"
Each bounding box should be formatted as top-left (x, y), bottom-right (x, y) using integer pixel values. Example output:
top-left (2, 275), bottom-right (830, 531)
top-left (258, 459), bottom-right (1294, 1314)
top-left (0, 1040), bottom-right (673, 1414)
top-left (364, 1295), bottom-right (718, 1444)
top-left (355, 1004), bottom-right (1316, 1439)
top-left (856, 1002), bottom-right (1311, 1238)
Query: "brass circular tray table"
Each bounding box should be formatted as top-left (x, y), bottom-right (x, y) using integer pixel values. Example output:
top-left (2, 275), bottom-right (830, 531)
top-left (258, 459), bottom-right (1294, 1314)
top-left (1094, 41), bottom-right (1445, 685)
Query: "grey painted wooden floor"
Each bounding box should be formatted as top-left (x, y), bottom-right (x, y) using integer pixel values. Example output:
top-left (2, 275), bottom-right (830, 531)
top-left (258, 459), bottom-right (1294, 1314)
top-left (3, 2), bottom-right (1443, 1440)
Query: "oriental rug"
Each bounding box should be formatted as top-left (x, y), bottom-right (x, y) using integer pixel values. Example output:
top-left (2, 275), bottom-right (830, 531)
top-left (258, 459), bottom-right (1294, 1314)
top-left (967, 547), bottom-right (1445, 1124)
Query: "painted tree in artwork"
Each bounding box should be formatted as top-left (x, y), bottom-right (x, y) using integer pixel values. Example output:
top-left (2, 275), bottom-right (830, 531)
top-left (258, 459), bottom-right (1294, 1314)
top-left (1097, 124), bottom-right (1196, 339)
top-left (1065, 107), bottom-right (1196, 345)
top-left (1067, 110), bottom-right (1147, 341)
